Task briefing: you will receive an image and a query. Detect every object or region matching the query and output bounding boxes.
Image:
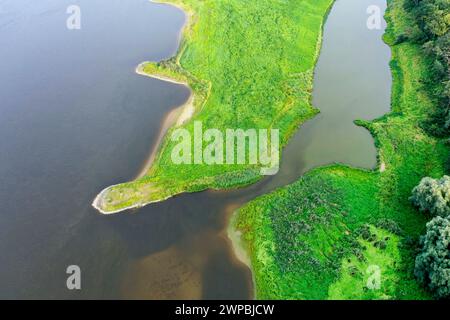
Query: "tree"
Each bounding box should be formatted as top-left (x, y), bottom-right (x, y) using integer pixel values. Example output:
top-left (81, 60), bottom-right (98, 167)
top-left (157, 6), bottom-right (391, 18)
top-left (403, 0), bottom-right (450, 137)
top-left (410, 176), bottom-right (450, 217)
top-left (415, 216), bottom-right (450, 299)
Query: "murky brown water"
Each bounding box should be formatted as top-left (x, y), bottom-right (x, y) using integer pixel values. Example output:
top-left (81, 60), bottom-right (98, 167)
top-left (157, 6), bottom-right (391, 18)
top-left (0, 0), bottom-right (390, 299)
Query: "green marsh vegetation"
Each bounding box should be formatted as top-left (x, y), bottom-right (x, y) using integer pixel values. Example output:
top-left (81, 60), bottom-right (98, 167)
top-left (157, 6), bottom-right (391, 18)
top-left (234, 0), bottom-right (449, 299)
top-left (401, 0), bottom-right (449, 139)
top-left (95, 0), bottom-right (335, 213)
top-left (400, 0), bottom-right (450, 299)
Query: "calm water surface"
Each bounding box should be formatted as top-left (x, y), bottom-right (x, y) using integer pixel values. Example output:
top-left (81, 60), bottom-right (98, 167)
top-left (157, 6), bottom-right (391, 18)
top-left (0, 0), bottom-right (390, 299)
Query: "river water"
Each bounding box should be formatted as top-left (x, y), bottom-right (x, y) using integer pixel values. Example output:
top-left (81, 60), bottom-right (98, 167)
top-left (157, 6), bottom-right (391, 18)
top-left (0, 0), bottom-right (390, 299)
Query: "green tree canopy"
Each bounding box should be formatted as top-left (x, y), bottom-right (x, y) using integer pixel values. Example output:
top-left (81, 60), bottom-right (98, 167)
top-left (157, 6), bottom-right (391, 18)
top-left (403, 0), bottom-right (450, 137)
top-left (415, 216), bottom-right (450, 299)
top-left (410, 176), bottom-right (450, 217)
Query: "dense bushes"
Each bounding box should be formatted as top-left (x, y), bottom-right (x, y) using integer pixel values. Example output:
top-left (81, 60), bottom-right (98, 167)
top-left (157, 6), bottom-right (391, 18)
top-left (414, 216), bottom-right (450, 299)
top-left (410, 176), bottom-right (450, 217)
top-left (405, 0), bottom-right (450, 299)
top-left (403, 0), bottom-right (449, 137)
top-left (411, 175), bottom-right (450, 298)
top-left (268, 176), bottom-right (348, 273)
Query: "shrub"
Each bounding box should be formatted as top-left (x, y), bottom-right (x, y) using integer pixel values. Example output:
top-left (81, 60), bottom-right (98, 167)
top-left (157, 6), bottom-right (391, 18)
top-left (410, 176), bottom-right (450, 217)
top-left (376, 218), bottom-right (403, 235)
top-left (414, 216), bottom-right (450, 299)
top-left (402, 0), bottom-right (449, 137)
top-left (394, 33), bottom-right (409, 44)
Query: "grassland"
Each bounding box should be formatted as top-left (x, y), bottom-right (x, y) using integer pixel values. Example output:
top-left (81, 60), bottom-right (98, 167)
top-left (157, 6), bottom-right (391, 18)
top-left (93, 0), bottom-right (334, 213)
top-left (233, 0), bottom-right (448, 299)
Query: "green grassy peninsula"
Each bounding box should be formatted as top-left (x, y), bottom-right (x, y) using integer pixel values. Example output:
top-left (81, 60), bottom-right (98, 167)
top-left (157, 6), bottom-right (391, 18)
top-left (94, 0), bottom-right (334, 214)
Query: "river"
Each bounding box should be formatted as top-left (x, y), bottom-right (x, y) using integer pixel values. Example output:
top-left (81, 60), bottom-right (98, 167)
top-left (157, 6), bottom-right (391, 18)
top-left (0, 0), bottom-right (390, 299)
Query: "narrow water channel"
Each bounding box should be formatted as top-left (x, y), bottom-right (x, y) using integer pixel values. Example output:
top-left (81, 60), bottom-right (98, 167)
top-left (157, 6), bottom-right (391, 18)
top-left (0, 0), bottom-right (391, 299)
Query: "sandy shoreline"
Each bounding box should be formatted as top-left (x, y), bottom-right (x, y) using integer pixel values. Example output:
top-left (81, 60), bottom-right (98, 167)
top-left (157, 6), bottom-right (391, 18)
top-left (135, 63), bottom-right (195, 127)
top-left (135, 62), bottom-right (187, 86)
top-left (91, 183), bottom-right (175, 215)
top-left (93, 0), bottom-right (195, 215)
top-left (150, 0), bottom-right (189, 16)
top-left (92, 65), bottom-right (195, 215)
top-left (226, 208), bottom-right (257, 299)
top-left (134, 63), bottom-right (195, 179)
